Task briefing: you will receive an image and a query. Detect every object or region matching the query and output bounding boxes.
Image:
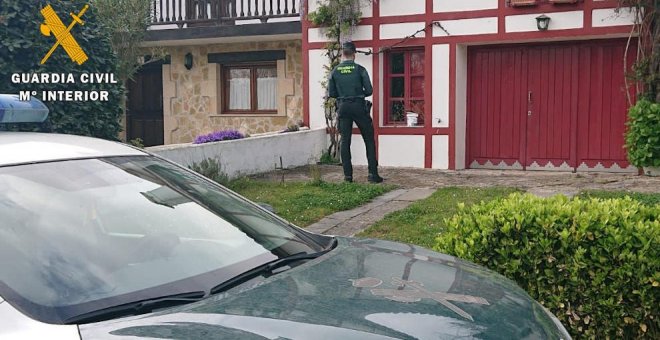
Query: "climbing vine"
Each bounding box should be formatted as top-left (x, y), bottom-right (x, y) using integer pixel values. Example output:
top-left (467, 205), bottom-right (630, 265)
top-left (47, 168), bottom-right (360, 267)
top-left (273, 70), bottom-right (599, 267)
top-left (309, 0), bottom-right (368, 161)
top-left (618, 1), bottom-right (659, 168)
top-left (618, 0), bottom-right (659, 102)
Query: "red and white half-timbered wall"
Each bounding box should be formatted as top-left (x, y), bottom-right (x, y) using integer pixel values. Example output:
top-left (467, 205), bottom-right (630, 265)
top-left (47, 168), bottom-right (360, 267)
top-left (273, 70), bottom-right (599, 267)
top-left (302, 0), bottom-right (638, 172)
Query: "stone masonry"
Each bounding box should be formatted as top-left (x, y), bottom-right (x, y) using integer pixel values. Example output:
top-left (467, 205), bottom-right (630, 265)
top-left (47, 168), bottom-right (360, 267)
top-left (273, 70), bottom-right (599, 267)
top-left (162, 40), bottom-right (303, 144)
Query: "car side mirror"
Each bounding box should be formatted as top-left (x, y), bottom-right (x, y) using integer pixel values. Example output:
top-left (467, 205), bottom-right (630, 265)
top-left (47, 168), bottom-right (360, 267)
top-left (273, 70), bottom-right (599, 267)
top-left (257, 203), bottom-right (276, 214)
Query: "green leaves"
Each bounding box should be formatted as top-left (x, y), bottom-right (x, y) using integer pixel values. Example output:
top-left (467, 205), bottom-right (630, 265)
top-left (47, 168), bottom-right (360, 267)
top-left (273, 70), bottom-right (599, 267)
top-left (434, 193), bottom-right (660, 338)
top-left (92, 0), bottom-right (161, 82)
top-left (625, 98), bottom-right (660, 167)
top-left (0, 0), bottom-right (124, 140)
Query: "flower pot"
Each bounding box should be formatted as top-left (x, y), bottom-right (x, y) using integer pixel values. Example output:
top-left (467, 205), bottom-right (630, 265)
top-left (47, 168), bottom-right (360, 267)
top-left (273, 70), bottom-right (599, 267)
top-left (642, 167), bottom-right (660, 177)
top-left (406, 112), bottom-right (419, 127)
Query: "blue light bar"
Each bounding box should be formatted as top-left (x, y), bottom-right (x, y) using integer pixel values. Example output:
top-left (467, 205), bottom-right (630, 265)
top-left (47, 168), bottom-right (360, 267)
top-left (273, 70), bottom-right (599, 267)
top-left (0, 94), bottom-right (49, 124)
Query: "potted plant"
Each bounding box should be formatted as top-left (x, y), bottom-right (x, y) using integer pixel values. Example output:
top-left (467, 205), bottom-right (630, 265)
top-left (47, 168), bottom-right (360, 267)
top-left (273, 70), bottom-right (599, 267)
top-left (625, 98), bottom-right (660, 176)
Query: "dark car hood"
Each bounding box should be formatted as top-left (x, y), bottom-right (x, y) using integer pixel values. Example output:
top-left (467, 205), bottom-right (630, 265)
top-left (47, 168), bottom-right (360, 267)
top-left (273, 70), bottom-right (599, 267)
top-left (80, 238), bottom-right (566, 339)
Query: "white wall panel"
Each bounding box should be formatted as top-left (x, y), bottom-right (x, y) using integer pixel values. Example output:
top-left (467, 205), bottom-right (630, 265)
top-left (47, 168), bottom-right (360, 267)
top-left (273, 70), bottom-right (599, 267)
top-left (310, 26), bottom-right (371, 43)
top-left (432, 44), bottom-right (449, 128)
top-left (308, 27), bottom-right (330, 43)
top-left (506, 11), bottom-right (583, 33)
top-left (433, 0), bottom-right (497, 13)
top-left (308, 49), bottom-right (328, 129)
top-left (432, 135), bottom-right (449, 170)
top-left (359, 0), bottom-right (373, 18)
top-left (349, 135), bottom-right (368, 166)
top-left (354, 52), bottom-right (373, 101)
top-left (433, 17), bottom-right (498, 37)
top-left (592, 7), bottom-right (636, 27)
top-left (379, 0), bottom-right (425, 17)
top-left (454, 45), bottom-right (468, 170)
top-left (378, 135), bottom-right (425, 168)
top-left (349, 25), bottom-right (373, 42)
top-left (380, 22), bottom-right (426, 40)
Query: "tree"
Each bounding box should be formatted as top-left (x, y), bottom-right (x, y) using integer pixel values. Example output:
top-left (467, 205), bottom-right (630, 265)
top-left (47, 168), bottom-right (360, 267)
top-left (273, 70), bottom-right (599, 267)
top-left (92, 0), bottom-right (163, 83)
top-left (0, 0), bottom-right (124, 140)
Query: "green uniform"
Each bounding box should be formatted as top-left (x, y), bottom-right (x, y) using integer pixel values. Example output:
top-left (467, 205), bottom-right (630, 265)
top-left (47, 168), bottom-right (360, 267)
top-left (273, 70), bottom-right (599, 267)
top-left (328, 61), bottom-right (373, 100)
top-left (328, 60), bottom-right (378, 178)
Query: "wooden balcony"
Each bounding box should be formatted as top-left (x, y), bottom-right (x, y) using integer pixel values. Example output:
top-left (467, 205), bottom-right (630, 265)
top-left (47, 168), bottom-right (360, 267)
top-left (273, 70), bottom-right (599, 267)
top-left (150, 0), bottom-right (300, 27)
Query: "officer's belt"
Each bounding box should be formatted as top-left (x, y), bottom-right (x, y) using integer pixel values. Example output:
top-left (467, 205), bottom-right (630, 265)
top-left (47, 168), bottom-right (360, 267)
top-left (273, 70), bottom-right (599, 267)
top-left (337, 96), bottom-right (365, 103)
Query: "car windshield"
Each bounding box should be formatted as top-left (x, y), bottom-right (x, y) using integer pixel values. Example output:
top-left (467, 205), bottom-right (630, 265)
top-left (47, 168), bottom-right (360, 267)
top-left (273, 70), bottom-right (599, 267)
top-left (0, 156), bottom-right (329, 324)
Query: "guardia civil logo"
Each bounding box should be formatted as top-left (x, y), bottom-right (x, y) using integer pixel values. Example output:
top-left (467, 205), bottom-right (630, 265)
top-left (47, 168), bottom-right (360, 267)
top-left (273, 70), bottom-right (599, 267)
top-left (39, 3), bottom-right (90, 65)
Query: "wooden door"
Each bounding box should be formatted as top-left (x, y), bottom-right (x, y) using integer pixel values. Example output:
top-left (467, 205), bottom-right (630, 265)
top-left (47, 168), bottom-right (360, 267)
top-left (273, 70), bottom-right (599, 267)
top-left (127, 65), bottom-right (164, 147)
top-left (467, 39), bottom-right (634, 171)
top-left (575, 41), bottom-right (634, 170)
top-left (525, 44), bottom-right (577, 171)
top-left (467, 47), bottom-right (527, 169)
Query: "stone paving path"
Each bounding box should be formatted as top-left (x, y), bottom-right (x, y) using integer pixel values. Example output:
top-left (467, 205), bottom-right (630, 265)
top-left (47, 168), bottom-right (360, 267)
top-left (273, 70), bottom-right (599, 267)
top-left (257, 165), bottom-right (660, 236)
top-left (258, 165), bottom-right (660, 194)
top-left (306, 187), bottom-right (435, 236)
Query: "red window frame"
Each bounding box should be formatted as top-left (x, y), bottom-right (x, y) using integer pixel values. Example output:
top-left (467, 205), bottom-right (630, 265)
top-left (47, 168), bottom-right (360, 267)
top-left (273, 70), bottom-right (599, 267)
top-left (383, 49), bottom-right (425, 126)
top-left (222, 62), bottom-right (277, 114)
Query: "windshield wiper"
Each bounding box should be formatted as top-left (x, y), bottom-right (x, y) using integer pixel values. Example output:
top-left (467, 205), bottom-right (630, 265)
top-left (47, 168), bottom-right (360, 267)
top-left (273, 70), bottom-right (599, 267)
top-left (65, 239), bottom-right (338, 324)
top-left (210, 247), bottom-right (334, 295)
top-left (65, 291), bottom-right (206, 324)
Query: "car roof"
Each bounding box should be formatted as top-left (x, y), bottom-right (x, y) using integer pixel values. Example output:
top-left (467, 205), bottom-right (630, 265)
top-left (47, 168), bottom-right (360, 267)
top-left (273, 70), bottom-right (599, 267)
top-left (0, 132), bottom-right (147, 167)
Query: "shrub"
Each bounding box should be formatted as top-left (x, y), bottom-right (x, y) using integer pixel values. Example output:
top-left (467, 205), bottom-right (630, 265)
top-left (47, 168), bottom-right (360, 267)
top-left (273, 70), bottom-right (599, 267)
top-left (435, 193), bottom-right (659, 339)
top-left (189, 158), bottom-right (229, 186)
top-left (579, 190), bottom-right (660, 206)
top-left (625, 99), bottom-right (660, 168)
top-left (319, 151), bottom-right (339, 165)
top-left (193, 130), bottom-right (244, 144)
top-left (128, 137), bottom-right (144, 148)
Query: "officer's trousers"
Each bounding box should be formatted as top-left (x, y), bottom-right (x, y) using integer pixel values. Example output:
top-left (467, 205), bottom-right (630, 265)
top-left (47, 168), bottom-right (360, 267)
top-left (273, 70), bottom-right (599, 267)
top-left (338, 100), bottom-right (378, 178)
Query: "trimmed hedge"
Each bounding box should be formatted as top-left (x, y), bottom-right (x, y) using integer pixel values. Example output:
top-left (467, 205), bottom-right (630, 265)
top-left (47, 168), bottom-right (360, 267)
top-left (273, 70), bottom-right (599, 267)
top-left (435, 193), bottom-right (659, 339)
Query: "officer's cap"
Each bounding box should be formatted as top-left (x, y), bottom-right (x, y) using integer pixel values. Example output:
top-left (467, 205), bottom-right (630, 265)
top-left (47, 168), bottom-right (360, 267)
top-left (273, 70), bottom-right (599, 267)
top-left (342, 41), bottom-right (357, 54)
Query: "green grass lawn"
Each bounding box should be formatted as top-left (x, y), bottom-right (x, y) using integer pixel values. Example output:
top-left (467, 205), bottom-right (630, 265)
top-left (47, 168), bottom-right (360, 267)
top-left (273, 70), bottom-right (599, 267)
top-left (357, 187), bottom-right (519, 248)
top-left (228, 179), bottom-right (395, 227)
top-left (358, 187), bottom-right (660, 249)
top-left (578, 190), bottom-right (660, 206)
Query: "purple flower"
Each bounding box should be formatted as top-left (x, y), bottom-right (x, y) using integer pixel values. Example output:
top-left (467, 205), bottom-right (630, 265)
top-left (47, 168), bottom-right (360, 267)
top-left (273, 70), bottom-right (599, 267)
top-left (193, 130), bottom-right (245, 144)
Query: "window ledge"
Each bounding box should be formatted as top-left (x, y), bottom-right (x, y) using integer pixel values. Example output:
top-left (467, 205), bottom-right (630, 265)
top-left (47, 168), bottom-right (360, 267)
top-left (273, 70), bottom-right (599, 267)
top-left (211, 112), bottom-right (283, 118)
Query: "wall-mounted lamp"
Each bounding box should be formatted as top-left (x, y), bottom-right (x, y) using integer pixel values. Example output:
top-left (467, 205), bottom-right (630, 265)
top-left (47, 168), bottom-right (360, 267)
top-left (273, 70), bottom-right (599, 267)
top-left (184, 52), bottom-right (193, 70)
top-left (536, 15), bottom-right (551, 31)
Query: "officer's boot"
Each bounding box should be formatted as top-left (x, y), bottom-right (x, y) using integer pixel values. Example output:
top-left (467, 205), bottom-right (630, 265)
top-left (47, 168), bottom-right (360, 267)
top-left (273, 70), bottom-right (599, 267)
top-left (368, 173), bottom-right (384, 184)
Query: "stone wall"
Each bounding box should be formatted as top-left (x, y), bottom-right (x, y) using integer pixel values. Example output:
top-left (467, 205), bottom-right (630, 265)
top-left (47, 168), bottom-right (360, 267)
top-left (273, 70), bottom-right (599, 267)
top-left (163, 39), bottom-right (303, 144)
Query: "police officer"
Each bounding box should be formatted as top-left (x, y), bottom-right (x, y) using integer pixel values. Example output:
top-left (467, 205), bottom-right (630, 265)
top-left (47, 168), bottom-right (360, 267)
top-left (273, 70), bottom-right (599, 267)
top-left (328, 41), bottom-right (383, 183)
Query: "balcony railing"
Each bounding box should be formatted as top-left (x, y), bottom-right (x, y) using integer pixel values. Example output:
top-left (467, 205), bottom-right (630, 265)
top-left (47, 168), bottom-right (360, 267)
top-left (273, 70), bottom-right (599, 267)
top-left (151, 0), bottom-right (300, 27)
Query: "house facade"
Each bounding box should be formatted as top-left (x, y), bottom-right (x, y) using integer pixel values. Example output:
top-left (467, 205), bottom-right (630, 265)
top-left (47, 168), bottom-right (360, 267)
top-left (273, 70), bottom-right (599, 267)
top-left (303, 0), bottom-right (639, 172)
top-left (127, 0), bottom-right (304, 146)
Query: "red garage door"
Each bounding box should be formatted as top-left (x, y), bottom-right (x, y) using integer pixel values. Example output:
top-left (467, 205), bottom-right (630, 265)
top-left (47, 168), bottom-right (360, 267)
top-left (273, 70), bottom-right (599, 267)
top-left (467, 40), bottom-right (635, 172)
